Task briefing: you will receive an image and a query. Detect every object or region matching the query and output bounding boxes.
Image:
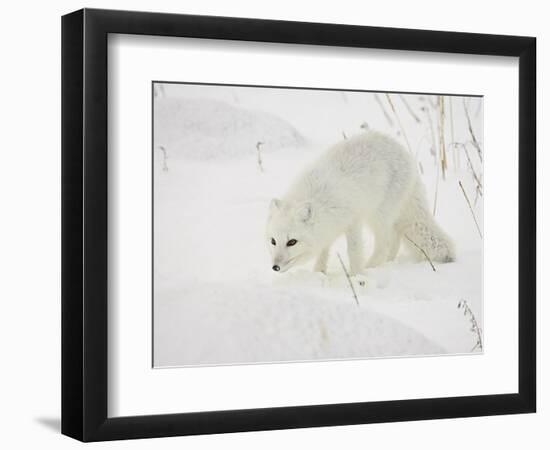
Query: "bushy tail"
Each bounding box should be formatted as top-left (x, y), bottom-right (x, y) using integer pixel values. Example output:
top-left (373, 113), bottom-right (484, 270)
top-left (398, 179), bottom-right (456, 263)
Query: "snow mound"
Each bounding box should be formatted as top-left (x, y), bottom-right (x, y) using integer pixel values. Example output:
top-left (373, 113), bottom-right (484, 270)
top-left (154, 98), bottom-right (305, 160)
top-left (154, 282), bottom-right (444, 367)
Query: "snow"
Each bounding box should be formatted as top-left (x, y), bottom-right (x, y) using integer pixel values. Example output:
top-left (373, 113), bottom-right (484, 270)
top-left (153, 84), bottom-right (483, 367)
top-left (154, 97), bottom-right (305, 160)
top-left (155, 282), bottom-right (444, 367)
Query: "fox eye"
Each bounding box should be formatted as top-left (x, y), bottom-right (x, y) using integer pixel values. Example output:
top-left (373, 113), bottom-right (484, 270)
top-left (286, 239), bottom-right (297, 247)
top-left (271, 238), bottom-right (276, 246)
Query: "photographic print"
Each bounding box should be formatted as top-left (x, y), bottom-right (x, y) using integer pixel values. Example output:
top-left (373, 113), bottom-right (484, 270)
top-left (153, 82), bottom-right (483, 368)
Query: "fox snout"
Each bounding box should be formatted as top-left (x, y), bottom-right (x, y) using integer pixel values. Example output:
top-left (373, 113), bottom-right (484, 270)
top-left (271, 254), bottom-right (294, 273)
top-left (271, 257), bottom-right (285, 272)
top-left (271, 252), bottom-right (290, 272)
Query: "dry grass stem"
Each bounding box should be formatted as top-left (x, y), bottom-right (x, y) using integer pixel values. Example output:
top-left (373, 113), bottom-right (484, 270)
top-left (438, 96), bottom-right (448, 180)
top-left (256, 141), bottom-right (265, 172)
top-left (336, 253), bottom-right (360, 307)
top-left (463, 143), bottom-right (483, 194)
top-left (404, 234), bottom-right (436, 272)
top-left (474, 185), bottom-right (481, 207)
top-left (386, 94), bottom-right (413, 154)
top-left (374, 93), bottom-right (394, 128)
top-left (433, 165), bottom-right (440, 216)
top-left (414, 135), bottom-right (431, 162)
top-left (452, 142), bottom-right (483, 195)
top-left (423, 107), bottom-right (437, 165)
top-left (459, 180), bottom-right (483, 238)
top-left (463, 98), bottom-right (483, 162)
top-left (399, 94), bottom-right (421, 123)
top-left (474, 98), bottom-right (483, 118)
top-left (457, 300), bottom-right (483, 351)
top-left (421, 106), bottom-right (439, 215)
top-left (449, 96), bottom-right (458, 170)
top-left (159, 146), bottom-right (168, 172)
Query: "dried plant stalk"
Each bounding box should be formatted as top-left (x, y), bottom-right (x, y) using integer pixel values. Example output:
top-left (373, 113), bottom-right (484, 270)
top-left (374, 93), bottom-right (394, 128)
top-left (421, 106), bottom-right (439, 215)
top-left (463, 98), bottom-right (483, 162)
top-left (438, 96), bottom-right (448, 180)
top-left (455, 142), bottom-right (483, 195)
top-left (433, 165), bottom-right (440, 217)
top-left (336, 253), bottom-right (360, 307)
top-left (475, 98), bottom-right (483, 118)
top-left (404, 234), bottom-right (436, 272)
top-left (474, 185), bottom-right (481, 207)
top-left (399, 94), bottom-right (421, 123)
top-left (159, 146), bottom-right (168, 172)
top-left (459, 180), bottom-right (483, 238)
top-left (256, 141), bottom-right (265, 172)
top-left (386, 93), bottom-right (413, 154)
top-left (449, 142), bottom-right (483, 195)
top-left (449, 96), bottom-right (458, 170)
top-left (457, 300), bottom-right (483, 351)
top-left (422, 106), bottom-right (437, 165)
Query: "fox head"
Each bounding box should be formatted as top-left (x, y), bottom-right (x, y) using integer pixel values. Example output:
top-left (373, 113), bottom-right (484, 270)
top-left (266, 198), bottom-right (316, 272)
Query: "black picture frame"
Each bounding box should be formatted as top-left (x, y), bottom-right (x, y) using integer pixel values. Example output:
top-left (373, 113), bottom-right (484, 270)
top-left (62, 8), bottom-right (536, 442)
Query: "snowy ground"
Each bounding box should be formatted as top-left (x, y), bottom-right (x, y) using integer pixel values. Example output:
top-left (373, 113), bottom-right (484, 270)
top-left (153, 84), bottom-right (484, 367)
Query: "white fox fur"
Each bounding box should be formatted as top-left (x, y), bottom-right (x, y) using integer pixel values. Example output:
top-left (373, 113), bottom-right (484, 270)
top-left (266, 130), bottom-right (455, 275)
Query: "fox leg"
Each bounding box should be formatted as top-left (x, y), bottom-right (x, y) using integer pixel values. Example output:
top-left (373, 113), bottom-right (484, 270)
top-left (346, 222), bottom-right (365, 275)
top-left (366, 221), bottom-right (390, 268)
top-left (313, 247), bottom-right (330, 273)
top-left (386, 227), bottom-right (402, 262)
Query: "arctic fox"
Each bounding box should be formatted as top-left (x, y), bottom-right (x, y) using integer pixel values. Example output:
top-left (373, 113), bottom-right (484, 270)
top-left (266, 130), bottom-right (455, 275)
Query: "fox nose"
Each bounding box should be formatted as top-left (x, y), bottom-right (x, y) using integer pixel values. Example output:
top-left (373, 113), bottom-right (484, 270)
top-left (272, 265), bottom-right (280, 272)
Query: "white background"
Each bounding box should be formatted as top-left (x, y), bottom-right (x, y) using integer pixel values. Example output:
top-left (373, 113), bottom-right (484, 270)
top-left (0, 0), bottom-right (546, 448)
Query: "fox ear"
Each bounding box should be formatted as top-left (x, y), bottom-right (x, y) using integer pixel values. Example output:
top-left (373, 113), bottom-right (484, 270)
top-left (270, 198), bottom-right (282, 213)
top-left (297, 203), bottom-right (313, 223)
